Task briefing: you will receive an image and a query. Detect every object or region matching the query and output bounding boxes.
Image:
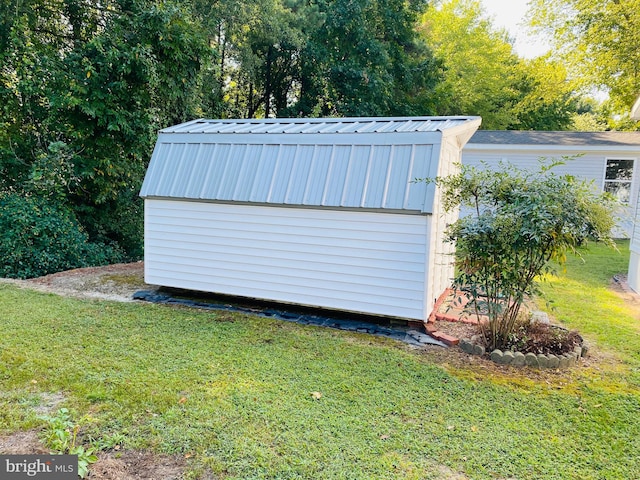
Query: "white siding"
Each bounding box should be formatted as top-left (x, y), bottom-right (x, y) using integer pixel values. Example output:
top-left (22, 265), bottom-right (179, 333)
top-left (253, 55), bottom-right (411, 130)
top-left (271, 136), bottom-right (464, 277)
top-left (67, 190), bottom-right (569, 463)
top-left (462, 148), bottom-right (639, 237)
top-left (431, 138), bottom-right (462, 304)
top-left (629, 200), bottom-right (640, 292)
top-left (144, 199), bottom-right (431, 320)
top-left (463, 151), bottom-right (606, 186)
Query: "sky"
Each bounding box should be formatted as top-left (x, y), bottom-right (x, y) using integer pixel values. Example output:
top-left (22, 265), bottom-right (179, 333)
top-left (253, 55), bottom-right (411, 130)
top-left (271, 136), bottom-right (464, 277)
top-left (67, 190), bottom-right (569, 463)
top-left (480, 0), bottom-right (551, 59)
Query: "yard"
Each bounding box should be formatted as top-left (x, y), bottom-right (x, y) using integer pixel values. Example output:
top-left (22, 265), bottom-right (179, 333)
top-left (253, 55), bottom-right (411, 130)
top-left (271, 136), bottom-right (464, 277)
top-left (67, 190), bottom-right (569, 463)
top-left (0, 242), bottom-right (638, 479)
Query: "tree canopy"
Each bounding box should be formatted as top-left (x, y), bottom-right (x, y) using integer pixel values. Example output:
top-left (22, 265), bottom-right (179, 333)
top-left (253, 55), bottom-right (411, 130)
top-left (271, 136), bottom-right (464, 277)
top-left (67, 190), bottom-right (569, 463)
top-left (0, 0), bottom-right (621, 276)
top-left (419, 0), bottom-right (577, 130)
top-left (528, 0), bottom-right (640, 125)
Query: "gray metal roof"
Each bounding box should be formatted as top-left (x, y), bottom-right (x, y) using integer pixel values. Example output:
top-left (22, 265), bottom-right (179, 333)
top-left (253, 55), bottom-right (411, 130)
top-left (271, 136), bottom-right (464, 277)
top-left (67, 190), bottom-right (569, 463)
top-left (140, 117), bottom-right (481, 213)
top-left (160, 116), bottom-right (478, 135)
top-left (469, 130), bottom-right (640, 146)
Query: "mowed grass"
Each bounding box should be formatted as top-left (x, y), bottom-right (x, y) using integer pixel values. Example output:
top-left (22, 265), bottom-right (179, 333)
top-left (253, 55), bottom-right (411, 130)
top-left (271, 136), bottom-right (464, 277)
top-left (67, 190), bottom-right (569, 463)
top-left (0, 244), bottom-right (639, 479)
top-left (540, 241), bottom-right (640, 366)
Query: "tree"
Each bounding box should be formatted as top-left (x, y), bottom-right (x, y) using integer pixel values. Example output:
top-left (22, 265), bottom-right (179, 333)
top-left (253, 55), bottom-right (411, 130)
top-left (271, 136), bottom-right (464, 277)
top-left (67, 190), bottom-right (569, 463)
top-left (0, 0), bottom-right (215, 263)
top-left (430, 160), bottom-right (616, 351)
top-left (291, 0), bottom-right (442, 117)
top-left (418, 0), bottom-right (578, 130)
top-left (528, 0), bottom-right (640, 122)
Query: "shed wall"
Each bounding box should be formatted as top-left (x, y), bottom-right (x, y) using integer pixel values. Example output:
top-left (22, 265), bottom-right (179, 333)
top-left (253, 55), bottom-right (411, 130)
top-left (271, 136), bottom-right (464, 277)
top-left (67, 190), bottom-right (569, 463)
top-left (144, 199), bottom-right (431, 320)
top-left (425, 137), bottom-right (461, 307)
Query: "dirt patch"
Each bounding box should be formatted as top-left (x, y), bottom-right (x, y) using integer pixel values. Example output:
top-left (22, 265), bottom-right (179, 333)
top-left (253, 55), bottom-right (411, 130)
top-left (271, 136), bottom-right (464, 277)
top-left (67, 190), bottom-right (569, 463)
top-left (0, 431), bottom-right (190, 479)
top-left (610, 274), bottom-right (640, 307)
top-left (32, 392), bottom-right (67, 416)
top-left (432, 318), bottom-right (480, 341)
top-left (0, 262), bottom-right (156, 302)
top-left (0, 430), bottom-right (49, 455)
top-left (88, 451), bottom-right (188, 480)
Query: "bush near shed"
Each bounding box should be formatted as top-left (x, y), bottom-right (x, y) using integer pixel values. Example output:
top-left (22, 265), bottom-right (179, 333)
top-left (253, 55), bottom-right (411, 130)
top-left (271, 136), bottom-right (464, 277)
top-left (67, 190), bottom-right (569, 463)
top-left (429, 159), bottom-right (617, 352)
top-left (0, 193), bottom-right (123, 279)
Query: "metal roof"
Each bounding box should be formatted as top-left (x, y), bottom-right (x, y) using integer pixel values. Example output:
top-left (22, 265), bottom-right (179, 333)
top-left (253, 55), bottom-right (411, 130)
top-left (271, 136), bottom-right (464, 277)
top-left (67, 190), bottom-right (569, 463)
top-left (469, 130), bottom-right (640, 147)
top-left (140, 117), bottom-right (481, 213)
top-left (160, 116), bottom-right (478, 135)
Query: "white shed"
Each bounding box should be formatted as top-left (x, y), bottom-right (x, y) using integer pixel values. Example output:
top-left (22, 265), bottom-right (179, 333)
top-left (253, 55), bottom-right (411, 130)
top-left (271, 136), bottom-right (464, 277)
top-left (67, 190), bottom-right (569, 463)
top-left (463, 130), bottom-right (640, 237)
top-left (139, 116), bottom-right (481, 321)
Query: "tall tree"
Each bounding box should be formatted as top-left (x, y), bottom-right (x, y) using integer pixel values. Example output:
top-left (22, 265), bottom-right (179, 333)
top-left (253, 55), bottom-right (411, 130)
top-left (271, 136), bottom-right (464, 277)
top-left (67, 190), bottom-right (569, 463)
top-left (0, 0), bottom-right (214, 258)
top-left (419, 0), bottom-right (577, 130)
top-left (292, 0), bottom-right (442, 117)
top-left (528, 0), bottom-right (640, 121)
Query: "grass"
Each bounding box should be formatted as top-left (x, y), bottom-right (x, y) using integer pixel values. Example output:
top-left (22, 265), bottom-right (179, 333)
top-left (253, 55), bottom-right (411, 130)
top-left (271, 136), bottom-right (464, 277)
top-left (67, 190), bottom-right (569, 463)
top-left (539, 240), bottom-right (640, 383)
top-left (0, 245), bottom-right (639, 479)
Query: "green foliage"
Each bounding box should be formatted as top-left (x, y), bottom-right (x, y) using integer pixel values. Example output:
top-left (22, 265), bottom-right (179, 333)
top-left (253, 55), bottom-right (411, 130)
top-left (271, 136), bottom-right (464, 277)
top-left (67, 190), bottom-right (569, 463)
top-left (0, 0), bottom-right (215, 264)
top-left (432, 159), bottom-right (616, 350)
top-left (419, 0), bottom-right (578, 130)
top-left (0, 193), bottom-right (124, 279)
top-left (39, 408), bottom-right (98, 479)
top-left (0, 0), bottom-right (446, 273)
top-left (528, 0), bottom-right (640, 124)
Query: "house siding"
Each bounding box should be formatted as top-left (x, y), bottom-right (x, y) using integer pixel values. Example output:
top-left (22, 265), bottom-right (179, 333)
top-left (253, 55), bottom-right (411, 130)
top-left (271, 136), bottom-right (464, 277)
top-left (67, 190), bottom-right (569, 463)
top-left (462, 148), bottom-right (640, 237)
top-left (463, 151), bottom-right (608, 186)
top-left (144, 199), bottom-right (430, 320)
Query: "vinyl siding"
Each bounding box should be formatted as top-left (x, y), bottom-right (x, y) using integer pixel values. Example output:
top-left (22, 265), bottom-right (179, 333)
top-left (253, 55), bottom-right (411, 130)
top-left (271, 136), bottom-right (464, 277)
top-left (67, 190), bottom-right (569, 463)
top-left (462, 148), bottom-right (639, 237)
top-left (428, 138), bottom-right (460, 305)
top-left (144, 199), bottom-right (430, 320)
top-left (462, 151), bottom-right (606, 185)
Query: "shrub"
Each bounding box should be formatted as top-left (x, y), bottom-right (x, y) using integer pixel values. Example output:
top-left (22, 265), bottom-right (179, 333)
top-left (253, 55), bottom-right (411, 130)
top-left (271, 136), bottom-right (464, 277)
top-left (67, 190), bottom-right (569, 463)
top-left (428, 159), bottom-right (616, 351)
top-left (0, 193), bottom-right (124, 279)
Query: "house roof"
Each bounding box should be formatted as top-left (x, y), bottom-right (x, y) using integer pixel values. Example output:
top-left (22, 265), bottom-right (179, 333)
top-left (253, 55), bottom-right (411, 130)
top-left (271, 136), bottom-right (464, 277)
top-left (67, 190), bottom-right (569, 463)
top-left (469, 130), bottom-right (640, 147)
top-left (140, 116), bottom-right (481, 213)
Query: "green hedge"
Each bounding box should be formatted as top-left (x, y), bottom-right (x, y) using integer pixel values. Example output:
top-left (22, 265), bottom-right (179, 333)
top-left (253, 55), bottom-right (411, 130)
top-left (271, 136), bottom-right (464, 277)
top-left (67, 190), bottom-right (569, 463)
top-left (0, 193), bottom-right (124, 279)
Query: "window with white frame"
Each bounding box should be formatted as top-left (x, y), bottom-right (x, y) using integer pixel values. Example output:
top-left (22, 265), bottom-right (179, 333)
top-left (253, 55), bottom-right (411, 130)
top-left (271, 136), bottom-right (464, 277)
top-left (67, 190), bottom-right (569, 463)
top-left (604, 158), bottom-right (634, 203)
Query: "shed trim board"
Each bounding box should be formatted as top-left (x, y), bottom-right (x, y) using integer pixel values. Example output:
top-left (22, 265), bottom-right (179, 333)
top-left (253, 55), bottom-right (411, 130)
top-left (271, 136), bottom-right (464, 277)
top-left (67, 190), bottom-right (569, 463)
top-left (141, 116), bottom-right (482, 321)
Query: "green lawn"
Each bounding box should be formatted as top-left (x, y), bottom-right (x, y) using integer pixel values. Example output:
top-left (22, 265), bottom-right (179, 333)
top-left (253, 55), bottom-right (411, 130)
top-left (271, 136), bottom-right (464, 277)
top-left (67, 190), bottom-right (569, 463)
top-left (1, 244), bottom-right (639, 479)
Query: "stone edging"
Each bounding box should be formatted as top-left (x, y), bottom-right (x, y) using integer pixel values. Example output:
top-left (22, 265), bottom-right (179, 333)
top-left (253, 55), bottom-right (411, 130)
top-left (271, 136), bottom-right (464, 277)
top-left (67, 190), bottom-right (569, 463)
top-left (458, 338), bottom-right (590, 369)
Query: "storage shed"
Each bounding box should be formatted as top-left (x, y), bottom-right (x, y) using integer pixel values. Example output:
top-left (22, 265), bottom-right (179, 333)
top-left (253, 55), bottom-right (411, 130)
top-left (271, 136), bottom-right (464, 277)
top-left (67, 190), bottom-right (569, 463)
top-left (463, 130), bottom-right (640, 237)
top-left (139, 116), bottom-right (481, 321)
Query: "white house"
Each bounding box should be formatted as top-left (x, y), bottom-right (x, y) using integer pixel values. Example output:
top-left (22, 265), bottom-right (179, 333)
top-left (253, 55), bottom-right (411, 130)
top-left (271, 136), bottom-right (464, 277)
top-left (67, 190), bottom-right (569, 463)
top-left (632, 96), bottom-right (640, 121)
top-left (139, 116), bottom-right (481, 321)
top-left (629, 99), bottom-right (640, 292)
top-left (464, 130), bottom-right (640, 237)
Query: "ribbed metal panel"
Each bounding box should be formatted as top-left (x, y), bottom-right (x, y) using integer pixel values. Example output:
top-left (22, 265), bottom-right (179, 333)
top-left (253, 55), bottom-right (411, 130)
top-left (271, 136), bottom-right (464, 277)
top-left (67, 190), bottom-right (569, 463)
top-left (141, 117), bottom-right (482, 213)
top-left (141, 141), bottom-right (435, 212)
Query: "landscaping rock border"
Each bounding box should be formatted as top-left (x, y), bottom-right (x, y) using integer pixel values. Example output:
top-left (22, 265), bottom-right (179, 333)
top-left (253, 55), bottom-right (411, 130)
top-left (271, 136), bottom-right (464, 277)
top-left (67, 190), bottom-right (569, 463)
top-left (459, 338), bottom-right (590, 369)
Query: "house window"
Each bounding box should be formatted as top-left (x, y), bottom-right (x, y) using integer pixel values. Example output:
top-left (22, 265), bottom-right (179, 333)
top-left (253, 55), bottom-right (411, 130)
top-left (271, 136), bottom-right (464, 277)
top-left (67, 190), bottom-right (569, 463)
top-left (604, 158), bottom-right (634, 203)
